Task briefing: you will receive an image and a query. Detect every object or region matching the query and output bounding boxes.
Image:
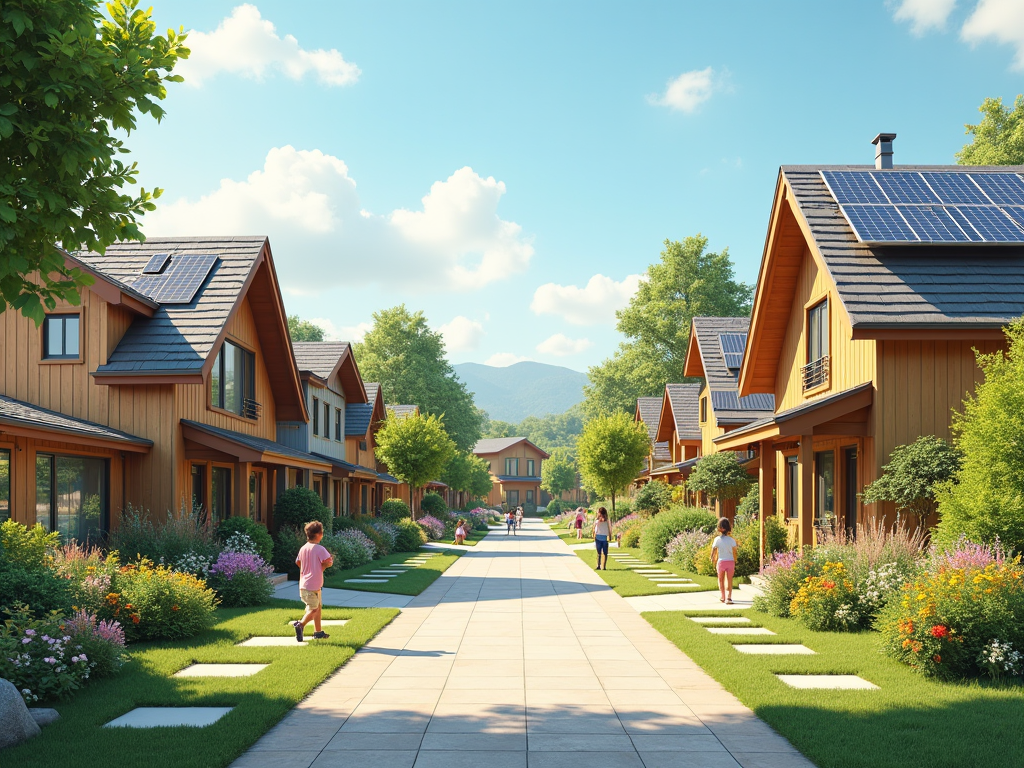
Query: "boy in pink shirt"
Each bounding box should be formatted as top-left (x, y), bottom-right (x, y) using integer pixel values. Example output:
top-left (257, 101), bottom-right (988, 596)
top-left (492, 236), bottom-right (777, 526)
top-left (292, 521), bottom-right (334, 642)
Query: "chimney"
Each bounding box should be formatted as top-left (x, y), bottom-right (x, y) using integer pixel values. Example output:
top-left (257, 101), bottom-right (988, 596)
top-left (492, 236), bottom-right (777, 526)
top-left (872, 133), bottom-right (896, 170)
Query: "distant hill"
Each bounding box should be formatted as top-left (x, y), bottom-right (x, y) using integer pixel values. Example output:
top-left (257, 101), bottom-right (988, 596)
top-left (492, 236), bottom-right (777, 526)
top-left (455, 361), bottom-right (588, 422)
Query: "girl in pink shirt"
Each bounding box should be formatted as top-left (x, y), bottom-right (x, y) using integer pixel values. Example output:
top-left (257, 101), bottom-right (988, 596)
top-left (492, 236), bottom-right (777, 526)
top-left (292, 520), bottom-right (334, 641)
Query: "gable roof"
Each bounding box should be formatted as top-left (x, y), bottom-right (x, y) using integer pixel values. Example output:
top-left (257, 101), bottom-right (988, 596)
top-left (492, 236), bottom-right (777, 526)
top-left (292, 342), bottom-right (367, 403)
top-left (345, 382), bottom-right (385, 437)
top-left (473, 436), bottom-right (551, 459)
top-left (654, 383), bottom-right (702, 442)
top-left (0, 394), bottom-right (152, 452)
top-left (635, 397), bottom-right (663, 444)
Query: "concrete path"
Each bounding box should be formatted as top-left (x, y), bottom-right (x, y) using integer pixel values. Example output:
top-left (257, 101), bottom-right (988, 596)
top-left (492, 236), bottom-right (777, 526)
top-left (273, 581), bottom-right (413, 609)
top-left (233, 519), bottom-right (813, 768)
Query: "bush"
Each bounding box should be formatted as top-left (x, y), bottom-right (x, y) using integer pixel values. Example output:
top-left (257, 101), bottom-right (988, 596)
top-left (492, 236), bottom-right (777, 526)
top-left (324, 529), bottom-right (376, 571)
top-left (217, 517), bottom-right (274, 563)
top-left (737, 483), bottom-right (760, 517)
top-left (335, 516), bottom-right (390, 558)
top-left (418, 515), bottom-right (446, 541)
top-left (62, 609), bottom-right (128, 679)
top-left (272, 527), bottom-right (306, 579)
top-left (0, 557), bottom-right (75, 620)
top-left (765, 515), bottom-right (789, 556)
top-left (0, 607), bottom-right (93, 702)
top-left (522, 500), bottom-right (538, 516)
top-left (49, 541), bottom-right (120, 614)
top-left (753, 551), bottom-right (817, 617)
top-left (109, 561), bottom-right (218, 641)
top-left (666, 529), bottom-right (711, 571)
top-left (0, 520), bottom-right (60, 570)
top-left (109, 505), bottom-right (220, 564)
top-left (379, 499), bottom-right (411, 520)
top-left (272, 487), bottom-right (332, 535)
top-left (788, 561), bottom-right (864, 631)
top-left (633, 481), bottom-right (673, 516)
top-left (546, 499), bottom-right (567, 516)
top-left (393, 518), bottom-right (427, 551)
top-left (420, 492), bottom-right (448, 518)
top-left (367, 519), bottom-right (398, 555)
top-left (619, 523), bottom-right (645, 549)
top-left (638, 507), bottom-right (717, 563)
top-left (732, 514), bottom-right (761, 577)
top-left (207, 551), bottom-right (274, 607)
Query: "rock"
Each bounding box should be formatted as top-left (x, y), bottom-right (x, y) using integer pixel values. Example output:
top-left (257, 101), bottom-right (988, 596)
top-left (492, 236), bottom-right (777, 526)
top-left (29, 708), bottom-right (61, 727)
top-left (0, 678), bottom-right (41, 749)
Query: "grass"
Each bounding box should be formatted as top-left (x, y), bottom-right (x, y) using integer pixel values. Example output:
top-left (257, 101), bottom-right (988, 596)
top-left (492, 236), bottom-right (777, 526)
top-left (322, 549), bottom-right (461, 594)
top-left (574, 546), bottom-right (719, 596)
top-left (557, 529), bottom-right (594, 545)
top-left (644, 608), bottom-right (1024, 768)
top-left (3, 600), bottom-right (396, 768)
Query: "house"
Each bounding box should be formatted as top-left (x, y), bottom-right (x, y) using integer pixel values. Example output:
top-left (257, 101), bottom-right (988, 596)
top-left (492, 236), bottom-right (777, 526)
top-left (472, 437), bottom-right (550, 508)
top-left (633, 396), bottom-right (671, 488)
top-left (649, 383), bottom-right (703, 489)
top-left (0, 236), bottom-right (331, 539)
top-left (713, 135), bottom-right (1024, 551)
top-left (343, 382), bottom-right (392, 516)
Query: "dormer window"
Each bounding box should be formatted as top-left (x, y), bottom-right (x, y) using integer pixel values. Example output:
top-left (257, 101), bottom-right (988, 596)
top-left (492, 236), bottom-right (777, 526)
top-left (211, 340), bottom-right (257, 418)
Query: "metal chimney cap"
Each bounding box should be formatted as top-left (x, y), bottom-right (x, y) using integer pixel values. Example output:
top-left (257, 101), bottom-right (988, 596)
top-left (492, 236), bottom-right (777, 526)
top-left (871, 132), bottom-right (897, 145)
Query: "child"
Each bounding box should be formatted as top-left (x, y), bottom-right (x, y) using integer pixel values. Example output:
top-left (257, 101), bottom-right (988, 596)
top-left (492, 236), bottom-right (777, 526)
top-left (515, 506), bottom-right (524, 529)
top-left (454, 519), bottom-right (467, 545)
top-left (710, 517), bottom-right (738, 604)
top-left (292, 520), bottom-right (334, 642)
top-left (593, 507), bottom-right (611, 570)
top-left (506, 509), bottom-right (516, 535)
top-left (574, 507), bottom-right (586, 540)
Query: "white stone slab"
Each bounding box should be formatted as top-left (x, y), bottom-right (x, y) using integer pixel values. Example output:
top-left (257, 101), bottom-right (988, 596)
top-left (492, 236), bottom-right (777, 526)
top-left (690, 616), bottom-right (752, 624)
top-left (634, 569), bottom-right (670, 574)
top-left (649, 577), bottom-right (692, 581)
top-left (706, 627), bottom-right (776, 635)
top-left (104, 707), bottom-right (234, 728)
top-left (238, 636), bottom-right (308, 646)
top-left (345, 579), bottom-right (390, 584)
top-left (657, 584), bottom-right (702, 588)
top-left (733, 644), bottom-right (816, 655)
top-left (777, 674), bottom-right (878, 689)
top-left (284, 619), bottom-right (348, 626)
top-left (369, 571), bottom-right (403, 575)
top-left (174, 663), bottom-right (268, 677)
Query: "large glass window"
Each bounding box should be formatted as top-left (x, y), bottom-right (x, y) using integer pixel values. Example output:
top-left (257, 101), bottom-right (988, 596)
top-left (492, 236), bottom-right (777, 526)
top-left (527, 460), bottom-right (535, 477)
top-left (506, 489), bottom-right (520, 506)
top-left (505, 458), bottom-right (519, 476)
top-left (249, 470), bottom-right (263, 522)
top-left (43, 315), bottom-right (80, 359)
top-left (815, 450), bottom-right (835, 526)
top-left (35, 454), bottom-right (107, 541)
top-left (312, 397), bottom-right (319, 435)
top-left (335, 408), bottom-right (343, 442)
top-left (808, 299), bottom-right (829, 364)
top-left (211, 466), bottom-right (231, 525)
top-left (0, 449), bottom-right (9, 522)
top-left (786, 456), bottom-right (799, 519)
top-left (211, 340), bottom-right (256, 417)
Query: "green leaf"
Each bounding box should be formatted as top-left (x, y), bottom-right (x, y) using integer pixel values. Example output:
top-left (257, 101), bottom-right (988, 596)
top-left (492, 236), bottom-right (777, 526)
top-left (44, 91), bottom-right (58, 108)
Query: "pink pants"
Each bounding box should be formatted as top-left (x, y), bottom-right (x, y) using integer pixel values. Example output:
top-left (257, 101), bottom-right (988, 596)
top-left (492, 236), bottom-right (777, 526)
top-left (717, 560), bottom-right (735, 576)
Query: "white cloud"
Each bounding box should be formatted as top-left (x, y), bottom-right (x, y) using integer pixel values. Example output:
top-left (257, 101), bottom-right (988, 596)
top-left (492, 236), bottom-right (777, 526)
top-left (530, 273), bottom-right (643, 326)
top-left (485, 353), bottom-right (529, 367)
top-left (146, 146), bottom-right (533, 292)
top-left (962, 0), bottom-right (1024, 69)
top-left (177, 4), bottom-right (360, 87)
top-left (309, 317), bottom-right (371, 343)
top-left (438, 316), bottom-right (485, 352)
top-left (536, 334), bottom-right (592, 357)
top-left (892, 0), bottom-right (957, 35)
top-left (648, 67), bottom-right (715, 113)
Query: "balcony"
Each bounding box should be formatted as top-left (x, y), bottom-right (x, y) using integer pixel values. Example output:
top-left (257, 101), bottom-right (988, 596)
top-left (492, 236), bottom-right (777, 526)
top-left (801, 355), bottom-right (829, 392)
top-left (242, 398), bottom-right (263, 420)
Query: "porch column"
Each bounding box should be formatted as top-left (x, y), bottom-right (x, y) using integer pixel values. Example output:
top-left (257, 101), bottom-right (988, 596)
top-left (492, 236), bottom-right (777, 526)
top-left (798, 435), bottom-right (814, 550)
top-left (758, 440), bottom-right (775, 567)
top-left (236, 462), bottom-right (251, 518)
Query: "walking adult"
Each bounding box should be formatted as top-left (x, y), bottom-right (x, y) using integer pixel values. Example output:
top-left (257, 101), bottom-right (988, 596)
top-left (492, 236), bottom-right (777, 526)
top-left (593, 507), bottom-right (611, 570)
top-left (574, 507), bottom-right (586, 540)
top-left (515, 506), bottom-right (524, 530)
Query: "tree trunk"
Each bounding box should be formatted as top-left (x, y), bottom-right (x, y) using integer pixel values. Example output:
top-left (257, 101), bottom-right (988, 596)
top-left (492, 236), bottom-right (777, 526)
top-left (611, 491), bottom-right (616, 511)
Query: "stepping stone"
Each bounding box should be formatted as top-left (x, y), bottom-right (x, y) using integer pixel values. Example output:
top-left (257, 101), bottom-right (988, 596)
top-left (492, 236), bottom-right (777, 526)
top-left (707, 627), bottom-right (775, 635)
top-left (733, 645), bottom-right (815, 655)
top-left (284, 619), bottom-right (348, 626)
top-left (345, 579), bottom-right (390, 584)
top-left (657, 584), bottom-right (701, 588)
top-left (104, 707), bottom-right (233, 728)
top-left (635, 569), bottom-right (670, 574)
top-left (690, 617), bottom-right (752, 624)
top-left (238, 637), bottom-right (308, 646)
top-left (174, 664), bottom-right (268, 677)
top-left (370, 571), bottom-right (404, 575)
top-left (776, 674), bottom-right (878, 689)
top-left (649, 576), bottom-right (692, 581)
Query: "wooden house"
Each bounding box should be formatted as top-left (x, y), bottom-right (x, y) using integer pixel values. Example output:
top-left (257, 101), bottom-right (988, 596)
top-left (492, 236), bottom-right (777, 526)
top-left (0, 236), bottom-right (331, 538)
top-left (649, 384), bottom-right (702, 487)
top-left (472, 437), bottom-right (550, 508)
top-left (343, 382), bottom-right (391, 516)
top-left (713, 146), bottom-right (1024, 551)
top-left (633, 396), bottom-right (671, 488)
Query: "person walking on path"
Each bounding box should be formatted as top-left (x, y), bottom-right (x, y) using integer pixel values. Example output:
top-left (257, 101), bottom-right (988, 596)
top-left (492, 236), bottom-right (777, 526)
top-left (593, 507), bottom-right (611, 570)
top-left (710, 517), bottom-right (738, 604)
top-left (574, 507), bottom-right (586, 540)
top-left (506, 509), bottom-right (516, 535)
top-left (292, 521), bottom-right (334, 641)
top-left (515, 506), bottom-right (524, 529)
top-left (454, 519), bottom-right (467, 545)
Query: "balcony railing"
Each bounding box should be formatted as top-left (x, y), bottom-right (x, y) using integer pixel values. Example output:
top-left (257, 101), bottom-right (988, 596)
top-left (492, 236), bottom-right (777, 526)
top-left (801, 355), bottom-right (830, 391)
top-left (242, 398), bottom-right (263, 420)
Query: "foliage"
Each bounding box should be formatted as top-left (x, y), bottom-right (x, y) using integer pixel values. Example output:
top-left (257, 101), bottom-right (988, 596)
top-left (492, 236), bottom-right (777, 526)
top-left (764, 515), bottom-right (789, 558)
top-left (217, 517), bottom-right (273, 563)
top-left (576, 411), bottom-right (650, 509)
top-left (368, 518), bottom-right (399, 552)
top-left (393, 518), bottom-right (428, 551)
top-left (441, 451), bottom-right (494, 498)
top-left (207, 551), bottom-right (273, 608)
top-left (545, 498), bottom-right (567, 516)
top-left (271, 527), bottom-right (305, 580)
top-left (935, 318), bottom-right (1024, 553)
top-left (272, 487), bottom-right (332, 535)
top-left (665, 529), bottom-right (712, 571)
top-left (753, 551), bottom-right (820, 618)
top-left (639, 507), bottom-right (718, 562)
top-left (0, 0), bottom-right (188, 323)
top-left (957, 95), bottom-right (1024, 166)
top-left (619, 521), bottom-right (645, 549)
top-left (633, 480), bottom-right (674, 515)
top-left (0, 606), bottom-right (93, 702)
top-left (49, 541), bottom-right (119, 613)
top-left (0, 557), bottom-right (75, 620)
top-left (583, 236), bottom-right (752, 416)
top-left (62, 608), bottom-right (127, 679)
top-left (862, 436), bottom-right (961, 524)
top-left (417, 515), bottom-right (446, 541)
top-left (687, 452), bottom-right (752, 506)
top-left (0, 520), bottom-right (60, 570)
top-left (789, 561), bottom-right (863, 631)
top-left (379, 499), bottom-right (411, 520)
top-left (335, 516), bottom-right (390, 558)
top-left (420, 492), bottom-right (448, 518)
top-left (375, 412), bottom-right (457, 505)
top-left (108, 504), bottom-right (220, 564)
top-left (541, 448), bottom-right (577, 499)
top-left (287, 314), bottom-right (324, 342)
top-left (324, 529), bottom-right (376, 570)
top-left (355, 305), bottom-right (481, 451)
top-left (108, 560), bottom-right (217, 641)
top-left (481, 407), bottom-right (584, 452)
top-left (737, 483), bottom-right (760, 517)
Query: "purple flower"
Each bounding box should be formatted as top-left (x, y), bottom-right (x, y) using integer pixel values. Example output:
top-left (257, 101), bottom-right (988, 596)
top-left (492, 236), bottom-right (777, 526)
top-left (44, 657), bottom-right (57, 665)
top-left (209, 550), bottom-right (272, 580)
top-left (21, 638), bottom-right (31, 645)
top-left (23, 629), bottom-right (36, 637)
top-left (931, 535), bottom-right (1006, 572)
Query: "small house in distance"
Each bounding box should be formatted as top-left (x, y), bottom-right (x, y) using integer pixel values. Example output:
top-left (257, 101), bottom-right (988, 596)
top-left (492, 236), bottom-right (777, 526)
top-left (633, 396), bottom-right (671, 488)
top-left (650, 383), bottom-right (703, 488)
top-left (472, 437), bottom-right (550, 508)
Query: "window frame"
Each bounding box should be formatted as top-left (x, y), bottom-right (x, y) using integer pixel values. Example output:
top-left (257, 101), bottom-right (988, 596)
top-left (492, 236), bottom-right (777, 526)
top-left (210, 465), bottom-right (232, 526)
top-left (806, 296), bottom-right (830, 366)
top-left (785, 455), bottom-right (799, 520)
top-left (505, 457), bottom-right (519, 476)
top-left (527, 459), bottom-right (535, 477)
top-left (34, 452), bottom-right (109, 540)
top-left (312, 396), bottom-right (320, 436)
top-left (41, 312), bottom-right (83, 362)
top-left (700, 396), bottom-right (708, 424)
top-left (0, 446), bottom-right (11, 523)
top-left (210, 338), bottom-right (257, 419)
top-left (324, 402), bottom-right (331, 440)
top-left (335, 408), bottom-right (343, 442)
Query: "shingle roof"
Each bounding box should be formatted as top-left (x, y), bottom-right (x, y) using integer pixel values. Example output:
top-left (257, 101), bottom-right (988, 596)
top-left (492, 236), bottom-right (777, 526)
top-left (79, 237), bottom-right (267, 374)
top-left (386, 404), bottom-right (418, 418)
top-left (474, 437), bottom-right (529, 454)
top-left (636, 397), bottom-right (663, 443)
top-left (365, 383), bottom-right (381, 403)
top-left (292, 342), bottom-right (351, 380)
top-left (665, 384), bottom-right (702, 440)
top-left (182, 420), bottom-right (329, 465)
top-left (784, 165), bottom-right (1024, 329)
top-left (691, 318), bottom-right (775, 422)
top-left (345, 403), bottom-right (373, 436)
top-left (0, 395), bottom-right (152, 447)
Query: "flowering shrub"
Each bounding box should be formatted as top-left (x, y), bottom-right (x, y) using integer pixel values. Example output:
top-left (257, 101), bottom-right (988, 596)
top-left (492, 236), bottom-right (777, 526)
top-left (62, 609), bottom-right (127, 678)
top-left (172, 551), bottom-right (214, 578)
top-left (370, 519), bottom-right (399, 551)
top-left (978, 639), bottom-right (1022, 680)
top-left (753, 552), bottom-right (822, 618)
top-left (1, 520), bottom-right (60, 571)
top-left (216, 517), bottom-right (274, 563)
top-left (222, 532), bottom-right (259, 556)
top-left (666, 530), bottom-right (711, 572)
top-left (393, 518), bottom-right (427, 551)
top-left (325, 530), bottom-right (375, 571)
top-left (207, 551), bottom-right (273, 607)
top-left (0, 606), bottom-right (92, 702)
top-left (49, 542), bottom-right (120, 613)
top-left (466, 508), bottom-right (493, 531)
top-left (109, 560), bottom-right (218, 641)
top-left (417, 515), bottom-right (446, 541)
top-left (930, 534), bottom-right (1006, 571)
top-left (789, 562), bottom-right (864, 631)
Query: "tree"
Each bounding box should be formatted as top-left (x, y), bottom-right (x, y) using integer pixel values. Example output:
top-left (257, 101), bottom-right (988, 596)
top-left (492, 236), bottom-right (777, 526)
top-left (480, 414), bottom-right (518, 438)
top-left (355, 306), bottom-right (481, 451)
top-left (687, 452), bottom-right (752, 510)
top-left (575, 412), bottom-right (649, 510)
top-left (442, 451), bottom-right (493, 500)
top-left (935, 318), bottom-right (1024, 552)
top-left (287, 315), bottom-right (324, 342)
top-left (480, 407), bottom-right (584, 452)
top-left (374, 412), bottom-right (456, 517)
top-left (541, 448), bottom-right (577, 499)
top-left (862, 436), bottom-right (962, 526)
top-left (957, 95), bottom-right (1024, 166)
top-left (1, 0), bottom-right (188, 324)
top-left (583, 236), bottom-right (752, 416)
top-left (633, 479), bottom-right (674, 515)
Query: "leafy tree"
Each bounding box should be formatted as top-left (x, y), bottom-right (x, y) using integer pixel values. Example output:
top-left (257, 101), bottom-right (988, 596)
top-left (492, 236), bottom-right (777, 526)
top-left (541, 448), bottom-right (577, 499)
top-left (1, 0), bottom-right (188, 324)
top-left (442, 451), bottom-right (493, 499)
top-left (287, 315), bottom-right (324, 342)
top-left (737, 482), bottom-right (760, 517)
top-left (957, 95), bottom-right (1024, 166)
top-left (862, 436), bottom-right (962, 526)
top-left (576, 412), bottom-right (650, 510)
top-left (355, 305), bottom-right (481, 451)
top-left (480, 414), bottom-right (518, 438)
top-left (935, 318), bottom-right (1024, 552)
top-left (687, 452), bottom-right (752, 510)
top-left (583, 236), bottom-right (752, 416)
top-left (374, 412), bottom-right (456, 516)
top-left (633, 479), bottom-right (674, 515)
top-left (517, 406), bottom-right (584, 451)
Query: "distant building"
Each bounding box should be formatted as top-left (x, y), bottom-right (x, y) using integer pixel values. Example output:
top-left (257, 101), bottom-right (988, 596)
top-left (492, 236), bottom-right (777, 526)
top-left (472, 437), bottom-right (550, 508)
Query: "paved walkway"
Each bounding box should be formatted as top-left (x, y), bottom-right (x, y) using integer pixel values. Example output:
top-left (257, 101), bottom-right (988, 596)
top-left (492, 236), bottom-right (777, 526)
top-left (233, 519), bottom-right (812, 768)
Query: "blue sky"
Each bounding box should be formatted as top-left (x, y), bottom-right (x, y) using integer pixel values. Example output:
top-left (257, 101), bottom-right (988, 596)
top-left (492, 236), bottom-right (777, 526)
top-left (132, 0), bottom-right (1024, 371)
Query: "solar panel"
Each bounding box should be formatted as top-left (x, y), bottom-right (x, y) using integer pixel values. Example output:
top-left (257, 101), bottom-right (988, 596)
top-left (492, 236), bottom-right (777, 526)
top-left (718, 332), bottom-right (747, 369)
top-left (821, 171), bottom-right (889, 204)
top-left (920, 172), bottom-right (989, 205)
top-left (871, 172), bottom-right (939, 204)
top-left (1000, 206), bottom-right (1024, 233)
top-left (951, 206), bottom-right (1024, 243)
top-left (969, 173), bottom-right (1024, 206)
top-left (897, 206), bottom-right (973, 243)
top-left (841, 205), bottom-right (917, 242)
top-left (131, 254), bottom-right (218, 304)
top-left (142, 253), bottom-right (171, 274)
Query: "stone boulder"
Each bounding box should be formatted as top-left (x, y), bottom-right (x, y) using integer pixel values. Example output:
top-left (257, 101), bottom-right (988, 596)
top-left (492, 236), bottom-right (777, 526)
top-left (0, 678), bottom-right (40, 749)
top-left (29, 708), bottom-right (61, 727)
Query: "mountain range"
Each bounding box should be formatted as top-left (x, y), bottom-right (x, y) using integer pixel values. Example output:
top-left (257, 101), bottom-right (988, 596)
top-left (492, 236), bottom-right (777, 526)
top-left (454, 361), bottom-right (588, 422)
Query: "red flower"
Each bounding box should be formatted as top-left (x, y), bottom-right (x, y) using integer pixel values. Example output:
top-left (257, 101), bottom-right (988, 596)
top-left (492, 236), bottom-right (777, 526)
top-left (172, 606), bottom-right (179, 612)
top-left (822, 581), bottom-right (836, 590)
top-left (132, 615), bottom-right (140, 624)
top-left (931, 625), bottom-right (949, 639)
top-left (933, 654), bottom-right (941, 663)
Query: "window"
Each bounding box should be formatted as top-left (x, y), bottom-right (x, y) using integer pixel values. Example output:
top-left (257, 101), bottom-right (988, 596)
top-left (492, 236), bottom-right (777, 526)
top-left (191, 464), bottom-right (205, 514)
top-left (211, 340), bottom-right (256, 417)
top-left (0, 449), bottom-right (9, 522)
top-left (335, 408), bottom-right (343, 441)
top-left (313, 477), bottom-right (323, 499)
top-left (312, 397), bottom-right (320, 435)
top-left (785, 455), bottom-right (799, 519)
top-left (211, 466), bottom-right (231, 525)
top-left (43, 315), bottom-right (80, 359)
top-left (808, 299), bottom-right (829, 363)
top-left (506, 490), bottom-right (519, 506)
top-left (249, 470), bottom-right (264, 522)
top-left (527, 460), bottom-right (535, 477)
top-left (360, 485), bottom-right (368, 515)
top-left (505, 458), bottom-right (519, 476)
top-left (526, 490), bottom-right (535, 503)
top-left (700, 397), bottom-right (708, 423)
top-left (35, 454), bottom-right (107, 541)
top-left (359, 440), bottom-right (367, 452)
top-left (324, 402), bottom-right (331, 440)
top-left (815, 450), bottom-right (835, 526)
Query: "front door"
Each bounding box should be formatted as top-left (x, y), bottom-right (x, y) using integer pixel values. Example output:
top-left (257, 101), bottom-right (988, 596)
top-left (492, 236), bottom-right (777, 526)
top-left (843, 446), bottom-right (858, 537)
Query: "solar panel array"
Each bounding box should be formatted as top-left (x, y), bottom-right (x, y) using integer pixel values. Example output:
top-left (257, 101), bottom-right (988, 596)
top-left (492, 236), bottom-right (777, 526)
top-left (142, 253), bottom-right (171, 274)
top-left (718, 332), bottom-right (747, 369)
top-left (131, 254), bottom-right (218, 304)
top-left (820, 170), bottom-right (1024, 244)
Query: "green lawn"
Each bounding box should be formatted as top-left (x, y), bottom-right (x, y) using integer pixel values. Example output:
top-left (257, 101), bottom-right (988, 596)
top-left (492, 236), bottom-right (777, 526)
top-left (644, 609), bottom-right (1024, 768)
top-left (574, 546), bottom-right (719, 596)
top-left (322, 550), bottom-right (461, 594)
top-left (557, 529), bottom-right (594, 545)
top-left (3, 601), bottom-right (396, 768)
